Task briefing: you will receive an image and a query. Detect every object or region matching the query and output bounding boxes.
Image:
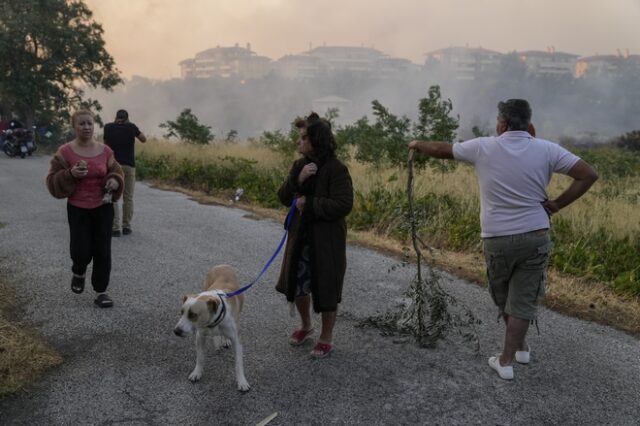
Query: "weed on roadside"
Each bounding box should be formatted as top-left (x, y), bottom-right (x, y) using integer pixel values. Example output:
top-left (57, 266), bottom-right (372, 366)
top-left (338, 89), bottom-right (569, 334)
top-left (0, 278), bottom-right (62, 398)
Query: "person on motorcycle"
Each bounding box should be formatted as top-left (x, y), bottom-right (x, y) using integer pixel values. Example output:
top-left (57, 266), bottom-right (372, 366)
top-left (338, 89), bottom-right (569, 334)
top-left (2, 117), bottom-right (35, 158)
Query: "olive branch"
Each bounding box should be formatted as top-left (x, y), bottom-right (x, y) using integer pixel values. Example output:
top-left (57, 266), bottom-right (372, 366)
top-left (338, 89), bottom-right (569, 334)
top-left (358, 150), bottom-right (481, 350)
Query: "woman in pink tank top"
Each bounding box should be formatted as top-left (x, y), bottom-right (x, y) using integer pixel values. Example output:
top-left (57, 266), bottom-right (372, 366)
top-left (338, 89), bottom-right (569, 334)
top-left (46, 110), bottom-right (125, 308)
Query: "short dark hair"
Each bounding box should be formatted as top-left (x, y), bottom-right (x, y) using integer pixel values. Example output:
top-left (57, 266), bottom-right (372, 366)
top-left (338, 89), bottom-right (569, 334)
top-left (115, 109), bottom-right (128, 120)
top-left (497, 99), bottom-right (531, 131)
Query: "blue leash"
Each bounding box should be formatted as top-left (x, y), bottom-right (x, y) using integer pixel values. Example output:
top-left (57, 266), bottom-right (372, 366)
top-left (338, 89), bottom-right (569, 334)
top-left (224, 199), bottom-right (297, 298)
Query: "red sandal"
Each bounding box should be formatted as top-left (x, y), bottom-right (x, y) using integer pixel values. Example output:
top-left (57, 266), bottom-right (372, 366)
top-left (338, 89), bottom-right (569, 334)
top-left (289, 328), bottom-right (314, 346)
top-left (310, 341), bottom-right (334, 358)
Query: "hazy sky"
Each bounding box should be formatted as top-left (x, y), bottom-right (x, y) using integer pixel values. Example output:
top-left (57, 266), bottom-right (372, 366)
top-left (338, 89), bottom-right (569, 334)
top-left (85, 0), bottom-right (640, 80)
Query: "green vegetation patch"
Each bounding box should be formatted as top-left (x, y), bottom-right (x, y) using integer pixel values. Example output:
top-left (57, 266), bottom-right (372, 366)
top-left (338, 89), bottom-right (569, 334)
top-left (137, 153), bottom-right (285, 208)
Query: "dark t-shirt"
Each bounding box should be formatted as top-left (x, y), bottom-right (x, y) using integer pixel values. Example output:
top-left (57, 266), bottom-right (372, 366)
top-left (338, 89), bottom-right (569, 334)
top-left (103, 121), bottom-right (141, 167)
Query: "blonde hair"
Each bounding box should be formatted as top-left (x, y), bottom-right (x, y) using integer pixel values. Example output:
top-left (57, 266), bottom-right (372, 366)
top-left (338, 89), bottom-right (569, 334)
top-left (70, 110), bottom-right (94, 126)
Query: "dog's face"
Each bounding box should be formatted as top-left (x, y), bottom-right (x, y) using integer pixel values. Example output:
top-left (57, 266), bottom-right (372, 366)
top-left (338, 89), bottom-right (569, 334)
top-left (173, 294), bottom-right (220, 337)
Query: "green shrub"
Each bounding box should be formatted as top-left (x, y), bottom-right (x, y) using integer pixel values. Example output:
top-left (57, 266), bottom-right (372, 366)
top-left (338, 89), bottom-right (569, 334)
top-left (136, 152), bottom-right (284, 207)
top-left (348, 186), bottom-right (480, 250)
top-left (574, 147), bottom-right (640, 179)
top-left (551, 217), bottom-right (640, 296)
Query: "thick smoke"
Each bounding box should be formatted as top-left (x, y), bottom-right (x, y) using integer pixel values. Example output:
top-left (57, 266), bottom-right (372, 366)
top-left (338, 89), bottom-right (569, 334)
top-left (89, 58), bottom-right (639, 144)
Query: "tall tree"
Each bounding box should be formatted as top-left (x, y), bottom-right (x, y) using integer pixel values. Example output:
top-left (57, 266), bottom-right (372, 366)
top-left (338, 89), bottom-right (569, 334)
top-left (0, 0), bottom-right (121, 129)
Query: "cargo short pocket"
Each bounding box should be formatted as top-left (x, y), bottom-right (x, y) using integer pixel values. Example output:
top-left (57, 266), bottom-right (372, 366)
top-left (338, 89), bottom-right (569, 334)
top-left (523, 242), bottom-right (552, 304)
top-left (485, 251), bottom-right (509, 308)
top-left (522, 242), bottom-right (552, 270)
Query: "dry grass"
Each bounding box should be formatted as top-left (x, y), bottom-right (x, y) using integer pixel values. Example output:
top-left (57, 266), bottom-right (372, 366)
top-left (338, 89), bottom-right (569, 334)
top-left (138, 138), bottom-right (284, 168)
top-left (140, 141), bottom-right (640, 240)
top-left (0, 279), bottom-right (63, 397)
top-left (350, 163), bottom-right (640, 239)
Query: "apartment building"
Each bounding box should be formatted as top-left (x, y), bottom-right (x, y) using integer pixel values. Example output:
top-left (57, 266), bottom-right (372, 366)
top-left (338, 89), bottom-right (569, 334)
top-left (518, 49), bottom-right (579, 77)
top-left (276, 46), bottom-right (416, 79)
top-left (179, 43), bottom-right (272, 79)
top-left (424, 46), bottom-right (503, 80)
top-left (576, 50), bottom-right (640, 78)
top-left (178, 43), bottom-right (637, 82)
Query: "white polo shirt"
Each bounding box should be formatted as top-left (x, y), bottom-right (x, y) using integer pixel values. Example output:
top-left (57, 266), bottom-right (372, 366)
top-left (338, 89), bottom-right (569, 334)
top-left (452, 131), bottom-right (580, 238)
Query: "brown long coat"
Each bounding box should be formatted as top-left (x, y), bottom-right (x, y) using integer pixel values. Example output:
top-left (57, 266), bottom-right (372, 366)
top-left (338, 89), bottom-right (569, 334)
top-left (275, 156), bottom-right (353, 312)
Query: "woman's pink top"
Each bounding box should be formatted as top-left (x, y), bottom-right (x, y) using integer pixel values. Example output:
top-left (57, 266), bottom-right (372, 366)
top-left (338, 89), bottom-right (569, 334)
top-left (60, 143), bottom-right (114, 209)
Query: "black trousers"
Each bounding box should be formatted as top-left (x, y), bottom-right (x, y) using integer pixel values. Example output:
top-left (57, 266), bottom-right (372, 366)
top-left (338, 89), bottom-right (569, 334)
top-left (67, 203), bottom-right (113, 292)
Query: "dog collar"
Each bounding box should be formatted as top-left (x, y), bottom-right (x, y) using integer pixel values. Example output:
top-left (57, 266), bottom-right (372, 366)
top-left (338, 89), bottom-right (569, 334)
top-left (206, 295), bottom-right (226, 328)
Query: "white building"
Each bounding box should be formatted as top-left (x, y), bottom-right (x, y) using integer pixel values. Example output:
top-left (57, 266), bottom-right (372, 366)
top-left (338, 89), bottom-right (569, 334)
top-left (424, 46), bottom-right (503, 80)
top-left (276, 46), bottom-right (416, 79)
top-left (179, 43), bottom-right (272, 79)
top-left (576, 51), bottom-right (640, 78)
top-left (518, 49), bottom-right (579, 77)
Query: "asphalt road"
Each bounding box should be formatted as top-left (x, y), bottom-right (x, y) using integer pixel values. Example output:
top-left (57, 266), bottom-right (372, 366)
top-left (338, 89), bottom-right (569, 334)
top-left (0, 153), bottom-right (638, 426)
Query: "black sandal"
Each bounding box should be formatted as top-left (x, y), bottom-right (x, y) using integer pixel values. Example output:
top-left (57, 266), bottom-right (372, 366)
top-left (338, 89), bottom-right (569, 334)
top-left (94, 294), bottom-right (114, 308)
top-left (71, 276), bottom-right (85, 294)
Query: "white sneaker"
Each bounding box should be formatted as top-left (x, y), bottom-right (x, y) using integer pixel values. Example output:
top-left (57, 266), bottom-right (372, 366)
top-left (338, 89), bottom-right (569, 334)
top-left (515, 345), bottom-right (530, 364)
top-left (488, 356), bottom-right (514, 380)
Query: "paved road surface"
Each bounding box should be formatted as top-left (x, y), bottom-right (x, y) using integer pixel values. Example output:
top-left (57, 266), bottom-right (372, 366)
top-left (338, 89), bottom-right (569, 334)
top-left (0, 154), bottom-right (638, 425)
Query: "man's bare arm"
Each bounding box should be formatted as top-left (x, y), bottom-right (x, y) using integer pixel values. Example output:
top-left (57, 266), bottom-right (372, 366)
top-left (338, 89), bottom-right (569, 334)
top-left (408, 140), bottom-right (454, 159)
top-left (543, 160), bottom-right (598, 215)
top-left (137, 132), bottom-right (147, 143)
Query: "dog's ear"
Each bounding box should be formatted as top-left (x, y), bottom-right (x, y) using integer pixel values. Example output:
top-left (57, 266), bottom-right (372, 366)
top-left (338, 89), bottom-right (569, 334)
top-left (182, 294), bottom-right (197, 305)
top-left (205, 296), bottom-right (220, 314)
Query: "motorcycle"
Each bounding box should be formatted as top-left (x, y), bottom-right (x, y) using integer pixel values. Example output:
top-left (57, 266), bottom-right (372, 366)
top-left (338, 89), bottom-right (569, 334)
top-left (2, 127), bottom-right (37, 158)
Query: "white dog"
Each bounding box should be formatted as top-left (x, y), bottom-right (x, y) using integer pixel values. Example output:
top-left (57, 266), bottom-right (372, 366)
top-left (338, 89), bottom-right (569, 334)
top-left (173, 264), bottom-right (250, 392)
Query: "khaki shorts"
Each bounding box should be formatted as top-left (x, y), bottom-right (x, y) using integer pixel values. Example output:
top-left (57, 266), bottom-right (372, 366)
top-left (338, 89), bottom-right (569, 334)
top-left (483, 229), bottom-right (552, 321)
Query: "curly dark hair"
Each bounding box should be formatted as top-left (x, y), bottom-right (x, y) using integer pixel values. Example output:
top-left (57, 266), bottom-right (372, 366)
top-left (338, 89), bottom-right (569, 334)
top-left (294, 112), bottom-right (320, 129)
top-left (305, 112), bottom-right (336, 160)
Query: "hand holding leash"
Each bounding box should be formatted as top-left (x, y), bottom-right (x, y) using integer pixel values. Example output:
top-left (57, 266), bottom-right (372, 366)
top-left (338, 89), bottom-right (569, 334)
top-left (296, 196), bottom-right (306, 213)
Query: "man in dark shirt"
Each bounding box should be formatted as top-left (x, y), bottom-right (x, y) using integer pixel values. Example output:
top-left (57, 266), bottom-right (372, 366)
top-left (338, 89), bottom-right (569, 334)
top-left (104, 109), bottom-right (146, 237)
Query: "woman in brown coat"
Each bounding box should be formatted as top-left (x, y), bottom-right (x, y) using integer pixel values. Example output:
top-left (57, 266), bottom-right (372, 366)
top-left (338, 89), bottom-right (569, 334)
top-left (275, 113), bottom-right (353, 358)
top-left (46, 110), bottom-right (124, 308)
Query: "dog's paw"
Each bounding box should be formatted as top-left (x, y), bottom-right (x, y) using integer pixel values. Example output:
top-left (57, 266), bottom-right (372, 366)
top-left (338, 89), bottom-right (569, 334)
top-left (222, 338), bottom-right (231, 349)
top-left (188, 368), bottom-right (203, 382)
top-left (237, 380), bottom-right (251, 392)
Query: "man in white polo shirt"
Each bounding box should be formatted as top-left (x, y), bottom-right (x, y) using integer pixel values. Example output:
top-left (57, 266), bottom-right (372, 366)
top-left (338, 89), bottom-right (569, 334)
top-left (408, 99), bottom-right (598, 380)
